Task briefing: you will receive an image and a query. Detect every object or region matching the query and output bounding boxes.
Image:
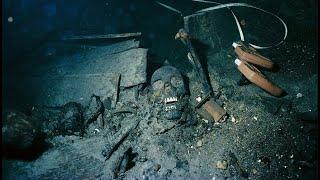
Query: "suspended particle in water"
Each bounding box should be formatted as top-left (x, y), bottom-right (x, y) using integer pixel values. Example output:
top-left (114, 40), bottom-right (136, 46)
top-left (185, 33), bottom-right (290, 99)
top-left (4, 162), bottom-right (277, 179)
top-left (8, 17), bottom-right (13, 23)
top-left (240, 19), bottom-right (246, 26)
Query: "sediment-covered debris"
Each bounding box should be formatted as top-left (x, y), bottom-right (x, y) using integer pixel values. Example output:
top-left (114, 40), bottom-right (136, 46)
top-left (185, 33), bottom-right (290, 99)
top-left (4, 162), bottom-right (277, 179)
top-left (83, 95), bottom-right (105, 127)
top-left (101, 119), bottom-right (140, 160)
top-left (112, 147), bottom-right (136, 179)
top-left (2, 112), bottom-right (41, 158)
top-left (11, 39), bottom-right (147, 108)
top-left (2, 5), bottom-right (317, 179)
top-left (2, 94), bottom-right (107, 160)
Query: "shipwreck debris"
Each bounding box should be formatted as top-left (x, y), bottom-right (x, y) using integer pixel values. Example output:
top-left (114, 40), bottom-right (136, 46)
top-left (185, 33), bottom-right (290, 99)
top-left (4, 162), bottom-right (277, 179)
top-left (233, 41), bottom-right (275, 70)
top-left (61, 32), bottom-right (142, 41)
top-left (112, 74), bottom-right (121, 108)
top-left (235, 58), bottom-right (284, 97)
top-left (216, 160), bottom-right (228, 170)
top-left (15, 39), bottom-right (147, 107)
top-left (83, 95), bottom-right (105, 127)
top-left (113, 147), bottom-right (136, 179)
top-left (155, 1), bottom-right (182, 15)
top-left (296, 93), bottom-right (303, 98)
top-left (102, 120), bottom-right (140, 160)
top-left (233, 41), bottom-right (285, 97)
top-left (175, 28), bottom-right (227, 122)
top-left (2, 111), bottom-right (43, 159)
top-left (196, 139), bottom-right (203, 148)
top-left (113, 104), bottom-right (137, 115)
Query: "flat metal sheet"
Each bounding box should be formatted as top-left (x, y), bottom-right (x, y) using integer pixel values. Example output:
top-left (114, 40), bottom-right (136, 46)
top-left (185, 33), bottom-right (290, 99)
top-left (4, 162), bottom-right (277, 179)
top-left (40, 48), bottom-right (148, 88)
top-left (16, 73), bottom-right (119, 106)
top-left (13, 40), bottom-right (147, 107)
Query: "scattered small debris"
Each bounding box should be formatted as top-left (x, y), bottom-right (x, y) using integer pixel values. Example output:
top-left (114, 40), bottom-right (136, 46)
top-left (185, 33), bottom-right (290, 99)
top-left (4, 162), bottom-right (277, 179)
top-left (216, 160), bottom-right (228, 170)
top-left (8, 17), bottom-right (13, 22)
top-left (296, 93), bottom-right (303, 98)
top-left (231, 115), bottom-right (236, 123)
top-left (258, 156), bottom-right (271, 167)
top-left (137, 157), bottom-right (148, 162)
top-left (196, 140), bottom-right (203, 147)
top-left (94, 128), bottom-right (100, 133)
top-left (202, 119), bottom-right (209, 123)
top-left (252, 168), bottom-right (258, 174)
top-left (153, 164), bottom-right (161, 171)
top-left (212, 176), bottom-right (224, 180)
top-left (240, 19), bottom-right (246, 26)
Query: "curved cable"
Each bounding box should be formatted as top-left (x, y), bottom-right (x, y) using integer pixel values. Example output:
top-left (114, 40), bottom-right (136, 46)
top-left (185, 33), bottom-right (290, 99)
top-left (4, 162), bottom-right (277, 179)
top-left (192, 1), bottom-right (288, 49)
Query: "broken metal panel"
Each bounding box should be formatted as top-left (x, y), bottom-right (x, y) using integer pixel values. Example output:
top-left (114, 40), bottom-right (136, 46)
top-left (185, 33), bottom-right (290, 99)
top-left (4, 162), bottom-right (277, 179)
top-left (13, 39), bottom-right (147, 107)
top-left (118, 85), bottom-right (142, 103)
top-left (21, 73), bottom-right (119, 106)
top-left (184, 10), bottom-right (244, 92)
top-left (53, 48), bottom-right (148, 88)
top-left (36, 47), bottom-right (147, 88)
top-left (22, 39), bottom-right (141, 75)
top-left (83, 39), bottom-right (141, 57)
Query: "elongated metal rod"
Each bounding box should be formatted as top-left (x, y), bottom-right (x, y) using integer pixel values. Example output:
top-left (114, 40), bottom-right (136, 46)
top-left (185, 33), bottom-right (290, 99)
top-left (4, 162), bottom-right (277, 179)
top-left (61, 32), bottom-right (142, 41)
top-left (176, 29), bottom-right (211, 95)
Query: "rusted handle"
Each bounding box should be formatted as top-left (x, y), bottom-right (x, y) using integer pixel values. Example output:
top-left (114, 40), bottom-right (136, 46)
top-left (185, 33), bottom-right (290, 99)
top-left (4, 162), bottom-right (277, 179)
top-left (233, 42), bottom-right (274, 70)
top-left (235, 59), bottom-right (284, 97)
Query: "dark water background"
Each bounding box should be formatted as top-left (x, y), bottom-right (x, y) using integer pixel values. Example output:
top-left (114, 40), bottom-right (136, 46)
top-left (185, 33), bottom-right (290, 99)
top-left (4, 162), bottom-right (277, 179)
top-left (2, 0), bottom-right (318, 110)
